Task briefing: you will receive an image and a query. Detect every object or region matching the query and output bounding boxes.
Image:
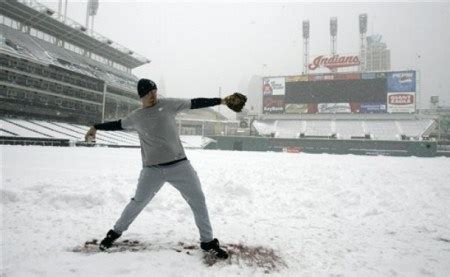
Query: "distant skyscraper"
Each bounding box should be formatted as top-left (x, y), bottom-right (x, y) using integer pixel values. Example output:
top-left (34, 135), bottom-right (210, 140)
top-left (365, 34), bottom-right (390, 71)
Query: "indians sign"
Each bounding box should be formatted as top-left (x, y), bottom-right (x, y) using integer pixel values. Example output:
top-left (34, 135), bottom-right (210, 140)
top-left (308, 55), bottom-right (360, 71)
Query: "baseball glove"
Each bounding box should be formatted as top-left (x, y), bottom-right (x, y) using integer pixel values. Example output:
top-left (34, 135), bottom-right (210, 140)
top-left (224, 92), bottom-right (247, 112)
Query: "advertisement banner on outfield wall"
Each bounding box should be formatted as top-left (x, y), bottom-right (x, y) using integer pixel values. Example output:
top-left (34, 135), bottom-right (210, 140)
top-left (362, 72), bottom-right (387, 79)
top-left (285, 103), bottom-right (308, 114)
top-left (263, 95), bottom-right (285, 114)
top-left (262, 77), bottom-right (286, 96)
top-left (361, 72), bottom-right (376, 79)
top-left (308, 74), bottom-right (334, 81)
top-left (360, 103), bottom-right (387, 113)
top-left (334, 73), bottom-right (361, 80)
top-left (387, 92), bottom-right (415, 113)
top-left (387, 71), bottom-right (416, 92)
top-left (286, 75), bottom-right (308, 82)
top-left (318, 103), bottom-right (352, 113)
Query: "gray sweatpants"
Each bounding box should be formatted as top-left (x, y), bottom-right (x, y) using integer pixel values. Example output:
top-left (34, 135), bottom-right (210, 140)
top-left (113, 160), bottom-right (214, 242)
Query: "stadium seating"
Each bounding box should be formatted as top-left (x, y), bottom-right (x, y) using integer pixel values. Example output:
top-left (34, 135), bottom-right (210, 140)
top-left (305, 120), bottom-right (333, 137)
top-left (334, 120), bottom-right (365, 139)
top-left (399, 120), bottom-right (434, 138)
top-left (274, 120), bottom-right (304, 138)
top-left (1, 25), bottom-right (50, 62)
top-left (1, 25), bottom-right (138, 93)
top-left (0, 118), bottom-right (138, 146)
top-left (2, 27), bottom-right (95, 88)
top-left (364, 120), bottom-right (400, 140)
top-left (253, 119), bottom-right (435, 140)
top-left (0, 118), bottom-right (222, 148)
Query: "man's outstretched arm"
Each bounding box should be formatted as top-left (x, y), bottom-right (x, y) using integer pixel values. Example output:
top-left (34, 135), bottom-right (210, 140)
top-left (85, 120), bottom-right (123, 142)
top-left (191, 93), bottom-right (247, 112)
top-left (190, 98), bottom-right (223, 109)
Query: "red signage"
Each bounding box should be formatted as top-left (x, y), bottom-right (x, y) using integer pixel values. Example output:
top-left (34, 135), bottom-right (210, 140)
top-left (389, 94), bottom-right (414, 105)
top-left (308, 55), bottom-right (360, 71)
top-left (283, 147), bottom-right (303, 153)
top-left (334, 73), bottom-right (361, 80)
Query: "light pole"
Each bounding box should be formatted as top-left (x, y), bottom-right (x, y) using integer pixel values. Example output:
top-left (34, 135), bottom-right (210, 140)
top-left (218, 86), bottom-right (222, 116)
top-left (416, 53), bottom-right (421, 113)
top-left (262, 64), bottom-right (268, 77)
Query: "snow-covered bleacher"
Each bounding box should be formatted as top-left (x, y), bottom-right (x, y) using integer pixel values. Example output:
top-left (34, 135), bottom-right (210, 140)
top-left (0, 118), bottom-right (210, 148)
top-left (253, 119), bottom-right (436, 141)
top-left (305, 120), bottom-right (333, 137)
top-left (1, 25), bottom-right (49, 62)
top-left (400, 120), bottom-right (435, 138)
top-left (1, 25), bottom-right (137, 91)
top-left (0, 118), bottom-right (139, 146)
top-left (274, 120), bottom-right (304, 138)
top-left (180, 136), bottom-right (215, 149)
top-left (335, 120), bottom-right (365, 139)
top-left (364, 121), bottom-right (400, 140)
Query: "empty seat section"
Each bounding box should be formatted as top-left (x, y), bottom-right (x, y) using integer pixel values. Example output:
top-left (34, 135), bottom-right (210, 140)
top-left (335, 121), bottom-right (365, 139)
top-left (305, 121), bottom-right (332, 136)
top-left (364, 121), bottom-right (400, 140)
top-left (275, 120), bottom-right (303, 138)
top-left (0, 119), bottom-right (48, 138)
top-left (399, 120), bottom-right (434, 137)
top-left (253, 120), bottom-right (276, 136)
top-left (30, 120), bottom-right (81, 140)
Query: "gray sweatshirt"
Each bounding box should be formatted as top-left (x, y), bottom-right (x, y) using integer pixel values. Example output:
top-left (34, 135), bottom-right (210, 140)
top-left (121, 98), bottom-right (191, 166)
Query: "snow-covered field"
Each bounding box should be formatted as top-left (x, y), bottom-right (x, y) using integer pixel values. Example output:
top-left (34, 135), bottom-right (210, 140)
top-left (1, 146), bottom-right (450, 276)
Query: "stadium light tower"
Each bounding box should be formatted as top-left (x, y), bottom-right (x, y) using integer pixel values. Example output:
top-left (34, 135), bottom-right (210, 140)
top-left (58, 0), bottom-right (62, 15)
top-left (85, 0), bottom-right (99, 34)
top-left (359, 14), bottom-right (368, 72)
top-left (64, 0), bottom-right (68, 22)
top-left (302, 20), bottom-right (310, 75)
top-left (330, 17), bottom-right (338, 72)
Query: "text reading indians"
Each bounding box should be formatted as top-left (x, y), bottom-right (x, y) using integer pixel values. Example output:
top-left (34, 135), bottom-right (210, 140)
top-left (389, 94), bottom-right (414, 105)
top-left (308, 55), bottom-right (360, 70)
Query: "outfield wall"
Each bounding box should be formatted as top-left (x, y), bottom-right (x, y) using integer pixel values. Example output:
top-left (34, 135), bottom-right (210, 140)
top-left (206, 136), bottom-right (437, 157)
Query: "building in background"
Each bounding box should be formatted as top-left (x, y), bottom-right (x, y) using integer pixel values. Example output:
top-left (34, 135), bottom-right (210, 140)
top-left (365, 35), bottom-right (391, 72)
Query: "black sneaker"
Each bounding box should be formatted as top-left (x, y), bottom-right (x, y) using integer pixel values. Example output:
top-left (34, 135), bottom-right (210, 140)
top-left (200, 238), bottom-right (229, 259)
top-left (99, 229), bottom-right (121, 251)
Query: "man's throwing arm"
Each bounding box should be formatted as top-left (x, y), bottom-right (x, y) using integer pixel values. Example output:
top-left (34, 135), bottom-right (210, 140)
top-left (84, 120), bottom-right (123, 142)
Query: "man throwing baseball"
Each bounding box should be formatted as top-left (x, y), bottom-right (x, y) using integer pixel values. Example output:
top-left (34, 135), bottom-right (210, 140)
top-left (85, 78), bottom-right (246, 259)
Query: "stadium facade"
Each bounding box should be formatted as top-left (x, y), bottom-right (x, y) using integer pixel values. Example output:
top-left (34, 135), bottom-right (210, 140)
top-left (0, 0), bottom-right (147, 124)
top-left (0, 0), bottom-right (239, 144)
top-left (239, 14), bottom-right (437, 144)
top-left (246, 70), bottom-right (435, 141)
top-left (0, 4), bottom-right (444, 155)
top-left (231, 14), bottom-right (444, 156)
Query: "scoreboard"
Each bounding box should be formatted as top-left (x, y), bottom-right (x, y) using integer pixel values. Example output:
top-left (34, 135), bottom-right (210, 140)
top-left (262, 71), bottom-right (416, 114)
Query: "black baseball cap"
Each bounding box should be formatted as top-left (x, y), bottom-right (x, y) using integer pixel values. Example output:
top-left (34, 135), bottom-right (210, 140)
top-left (137, 78), bottom-right (157, 98)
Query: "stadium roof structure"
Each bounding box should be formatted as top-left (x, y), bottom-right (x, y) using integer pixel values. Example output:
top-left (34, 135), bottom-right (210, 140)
top-left (0, 0), bottom-right (150, 69)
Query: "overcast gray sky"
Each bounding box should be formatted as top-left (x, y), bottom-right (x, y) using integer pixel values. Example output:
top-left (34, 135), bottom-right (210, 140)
top-left (41, 1), bottom-right (450, 113)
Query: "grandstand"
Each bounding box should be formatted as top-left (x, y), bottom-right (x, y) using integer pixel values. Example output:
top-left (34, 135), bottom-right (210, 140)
top-left (0, 0), bottom-right (145, 125)
top-left (245, 71), bottom-right (438, 142)
top-left (0, 0), bottom-right (239, 147)
top-left (238, 14), bottom-right (441, 151)
top-left (0, 1), bottom-right (440, 156)
top-left (253, 118), bottom-right (435, 141)
top-left (0, 118), bottom-right (217, 148)
top-left (226, 72), bottom-right (441, 156)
